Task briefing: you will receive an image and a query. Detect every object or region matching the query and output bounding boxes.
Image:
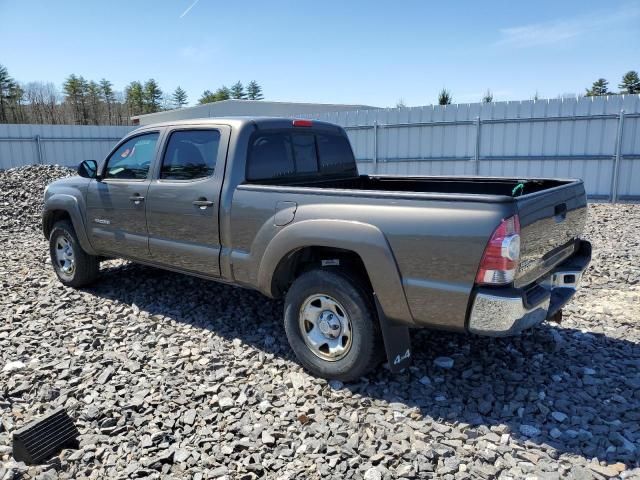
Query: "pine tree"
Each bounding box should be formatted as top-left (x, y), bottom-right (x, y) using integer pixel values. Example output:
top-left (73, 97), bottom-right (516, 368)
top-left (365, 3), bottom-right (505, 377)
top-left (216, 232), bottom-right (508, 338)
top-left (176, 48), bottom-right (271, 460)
top-left (585, 78), bottom-right (609, 97)
top-left (438, 88), bottom-right (452, 105)
top-left (199, 90), bottom-right (216, 104)
top-left (482, 89), bottom-right (493, 103)
top-left (230, 81), bottom-right (245, 99)
top-left (63, 74), bottom-right (89, 124)
top-left (125, 81), bottom-right (145, 116)
top-left (0, 64), bottom-right (17, 123)
top-left (619, 71), bottom-right (640, 94)
top-left (172, 86), bottom-right (188, 108)
top-left (143, 79), bottom-right (163, 113)
top-left (246, 80), bottom-right (263, 100)
top-left (214, 86), bottom-right (231, 101)
top-left (99, 79), bottom-right (115, 123)
top-left (86, 81), bottom-right (102, 125)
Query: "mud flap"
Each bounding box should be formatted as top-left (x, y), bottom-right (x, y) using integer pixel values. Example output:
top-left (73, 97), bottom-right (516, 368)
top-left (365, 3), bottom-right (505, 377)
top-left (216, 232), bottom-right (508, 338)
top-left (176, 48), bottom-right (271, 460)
top-left (374, 294), bottom-right (412, 373)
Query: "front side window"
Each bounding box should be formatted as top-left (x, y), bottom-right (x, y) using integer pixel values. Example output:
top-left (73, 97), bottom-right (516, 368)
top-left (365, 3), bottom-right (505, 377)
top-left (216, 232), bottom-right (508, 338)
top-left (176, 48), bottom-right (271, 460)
top-left (104, 133), bottom-right (159, 180)
top-left (161, 129), bottom-right (220, 180)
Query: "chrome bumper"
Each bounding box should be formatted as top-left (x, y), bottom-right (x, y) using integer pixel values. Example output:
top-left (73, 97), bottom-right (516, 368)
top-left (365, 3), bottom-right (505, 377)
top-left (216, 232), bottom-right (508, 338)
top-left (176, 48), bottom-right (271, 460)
top-left (468, 240), bottom-right (591, 336)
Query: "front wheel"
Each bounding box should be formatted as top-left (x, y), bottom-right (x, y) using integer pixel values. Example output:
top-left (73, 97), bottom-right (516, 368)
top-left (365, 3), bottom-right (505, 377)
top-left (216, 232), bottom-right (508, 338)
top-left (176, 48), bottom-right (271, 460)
top-left (49, 220), bottom-right (99, 288)
top-left (283, 269), bottom-right (382, 382)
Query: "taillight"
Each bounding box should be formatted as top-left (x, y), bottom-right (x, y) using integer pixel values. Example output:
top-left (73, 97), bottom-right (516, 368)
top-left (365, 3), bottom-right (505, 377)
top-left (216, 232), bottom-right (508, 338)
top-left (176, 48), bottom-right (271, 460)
top-left (292, 119), bottom-right (313, 127)
top-left (475, 215), bottom-right (521, 285)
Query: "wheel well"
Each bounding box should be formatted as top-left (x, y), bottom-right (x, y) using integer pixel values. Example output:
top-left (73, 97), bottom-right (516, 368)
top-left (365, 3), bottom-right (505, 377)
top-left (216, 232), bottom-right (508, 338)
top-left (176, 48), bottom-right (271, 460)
top-left (271, 246), bottom-right (373, 298)
top-left (43, 210), bottom-right (72, 238)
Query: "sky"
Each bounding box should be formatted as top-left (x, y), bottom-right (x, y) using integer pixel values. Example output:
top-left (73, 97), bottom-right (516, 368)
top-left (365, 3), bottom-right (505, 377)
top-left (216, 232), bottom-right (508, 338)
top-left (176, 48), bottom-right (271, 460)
top-left (0, 0), bottom-right (638, 108)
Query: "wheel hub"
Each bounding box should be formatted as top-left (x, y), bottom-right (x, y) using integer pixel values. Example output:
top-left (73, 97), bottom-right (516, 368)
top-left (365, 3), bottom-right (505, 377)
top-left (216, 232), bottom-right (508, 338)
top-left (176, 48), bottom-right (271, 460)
top-left (318, 311), bottom-right (341, 338)
top-left (299, 294), bottom-right (353, 362)
top-left (55, 236), bottom-right (75, 277)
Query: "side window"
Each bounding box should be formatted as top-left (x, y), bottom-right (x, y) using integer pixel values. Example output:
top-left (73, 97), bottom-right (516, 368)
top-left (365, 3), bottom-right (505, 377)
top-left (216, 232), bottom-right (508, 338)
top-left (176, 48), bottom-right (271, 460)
top-left (247, 133), bottom-right (295, 180)
top-left (104, 133), bottom-right (159, 180)
top-left (161, 129), bottom-right (220, 180)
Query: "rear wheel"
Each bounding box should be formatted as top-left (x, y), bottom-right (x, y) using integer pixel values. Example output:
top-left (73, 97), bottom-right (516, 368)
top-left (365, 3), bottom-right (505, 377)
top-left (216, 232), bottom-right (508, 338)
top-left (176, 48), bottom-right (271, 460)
top-left (283, 269), bottom-right (381, 381)
top-left (49, 220), bottom-right (99, 288)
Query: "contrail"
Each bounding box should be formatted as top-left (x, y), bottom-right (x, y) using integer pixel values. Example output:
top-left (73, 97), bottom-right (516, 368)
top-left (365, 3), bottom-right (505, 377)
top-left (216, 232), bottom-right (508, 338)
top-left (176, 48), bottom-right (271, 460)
top-left (179, 0), bottom-right (200, 18)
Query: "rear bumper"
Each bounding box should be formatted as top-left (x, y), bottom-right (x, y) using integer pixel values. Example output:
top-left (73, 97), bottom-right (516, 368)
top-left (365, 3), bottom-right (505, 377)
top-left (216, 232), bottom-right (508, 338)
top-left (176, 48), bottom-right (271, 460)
top-left (468, 240), bottom-right (591, 336)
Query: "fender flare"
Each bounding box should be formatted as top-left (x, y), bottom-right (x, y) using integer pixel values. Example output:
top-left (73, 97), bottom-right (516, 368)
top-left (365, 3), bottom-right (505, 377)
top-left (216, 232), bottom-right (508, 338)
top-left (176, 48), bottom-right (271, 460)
top-left (43, 194), bottom-right (97, 255)
top-left (257, 219), bottom-right (414, 324)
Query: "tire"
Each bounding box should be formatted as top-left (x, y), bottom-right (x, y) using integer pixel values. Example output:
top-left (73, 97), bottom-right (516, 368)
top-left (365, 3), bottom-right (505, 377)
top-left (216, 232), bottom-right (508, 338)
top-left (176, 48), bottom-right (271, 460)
top-left (284, 269), bottom-right (382, 382)
top-left (49, 220), bottom-right (99, 288)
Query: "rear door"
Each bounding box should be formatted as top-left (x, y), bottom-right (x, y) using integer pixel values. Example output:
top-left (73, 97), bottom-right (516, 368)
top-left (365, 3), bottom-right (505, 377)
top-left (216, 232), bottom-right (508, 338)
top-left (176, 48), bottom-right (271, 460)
top-left (145, 125), bottom-right (230, 277)
top-left (86, 131), bottom-right (161, 259)
top-left (515, 181), bottom-right (588, 287)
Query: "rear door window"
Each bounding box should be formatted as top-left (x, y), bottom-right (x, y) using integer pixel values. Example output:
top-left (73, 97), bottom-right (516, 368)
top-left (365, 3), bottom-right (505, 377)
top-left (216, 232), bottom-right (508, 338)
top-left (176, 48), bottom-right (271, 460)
top-left (161, 129), bottom-right (220, 180)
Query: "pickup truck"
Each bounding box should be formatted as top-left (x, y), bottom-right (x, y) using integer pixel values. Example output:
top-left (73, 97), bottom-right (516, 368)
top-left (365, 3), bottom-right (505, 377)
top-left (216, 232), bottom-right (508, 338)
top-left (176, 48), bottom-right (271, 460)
top-left (43, 117), bottom-right (591, 381)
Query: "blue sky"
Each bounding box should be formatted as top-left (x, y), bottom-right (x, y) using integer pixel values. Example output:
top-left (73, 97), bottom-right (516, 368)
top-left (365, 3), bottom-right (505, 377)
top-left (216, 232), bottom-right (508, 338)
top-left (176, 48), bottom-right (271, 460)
top-left (0, 0), bottom-right (638, 107)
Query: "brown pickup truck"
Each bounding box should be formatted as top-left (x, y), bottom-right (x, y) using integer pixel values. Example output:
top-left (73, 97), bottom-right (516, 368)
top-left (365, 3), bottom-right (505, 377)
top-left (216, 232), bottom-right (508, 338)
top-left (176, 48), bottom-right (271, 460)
top-left (43, 117), bottom-right (591, 381)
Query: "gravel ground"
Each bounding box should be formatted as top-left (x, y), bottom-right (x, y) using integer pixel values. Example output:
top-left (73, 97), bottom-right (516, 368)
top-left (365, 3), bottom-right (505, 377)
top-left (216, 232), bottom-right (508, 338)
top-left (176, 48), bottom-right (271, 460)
top-left (1, 165), bottom-right (639, 480)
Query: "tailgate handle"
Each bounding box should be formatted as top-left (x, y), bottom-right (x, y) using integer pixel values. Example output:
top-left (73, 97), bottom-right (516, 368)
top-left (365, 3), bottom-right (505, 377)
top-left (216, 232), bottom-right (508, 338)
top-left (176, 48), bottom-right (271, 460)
top-left (554, 203), bottom-right (567, 222)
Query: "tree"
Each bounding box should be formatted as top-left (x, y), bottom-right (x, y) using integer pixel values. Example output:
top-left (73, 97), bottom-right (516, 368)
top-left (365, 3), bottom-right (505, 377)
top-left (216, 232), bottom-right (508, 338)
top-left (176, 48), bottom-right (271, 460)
top-left (171, 86), bottom-right (188, 108)
top-left (532, 91), bottom-right (541, 101)
top-left (125, 81), bottom-right (145, 116)
top-left (438, 88), bottom-right (452, 105)
top-left (585, 78), bottom-right (609, 97)
top-left (87, 81), bottom-right (102, 124)
top-left (100, 79), bottom-right (115, 123)
top-left (63, 74), bottom-right (89, 124)
top-left (395, 98), bottom-right (406, 108)
top-left (143, 79), bottom-right (163, 113)
top-left (246, 80), bottom-right (263, 100)
top-left (199, 86), bottom-right (231, 104)
top-left (0, 64), bottom-right (17, 123)
top-left (214, 86), bottom-right (231, 101)
top-left (619, 70), bottom-right (640, 94)
top-left (482, 89), bottom-right (493, 103)
top-left (230, 81), bottom-right (245, 99)
top-left (199, 89), bottom-right (216, 104)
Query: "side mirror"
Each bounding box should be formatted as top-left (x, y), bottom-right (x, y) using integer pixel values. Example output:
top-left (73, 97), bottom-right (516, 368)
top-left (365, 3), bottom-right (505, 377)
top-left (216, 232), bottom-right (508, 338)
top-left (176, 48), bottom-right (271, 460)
top-left (78, 160), bottom-right (99, 179)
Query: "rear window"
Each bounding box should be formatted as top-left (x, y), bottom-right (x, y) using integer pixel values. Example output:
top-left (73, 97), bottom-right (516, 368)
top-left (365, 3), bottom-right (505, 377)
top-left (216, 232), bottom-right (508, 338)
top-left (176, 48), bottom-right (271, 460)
top-left (246, 131), bottom-right (356, 182)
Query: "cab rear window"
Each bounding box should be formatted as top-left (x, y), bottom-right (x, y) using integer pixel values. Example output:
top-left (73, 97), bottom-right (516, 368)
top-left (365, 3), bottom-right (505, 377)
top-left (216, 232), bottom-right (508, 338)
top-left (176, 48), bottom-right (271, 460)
top-left (246, 131), bottom-right (356, 182)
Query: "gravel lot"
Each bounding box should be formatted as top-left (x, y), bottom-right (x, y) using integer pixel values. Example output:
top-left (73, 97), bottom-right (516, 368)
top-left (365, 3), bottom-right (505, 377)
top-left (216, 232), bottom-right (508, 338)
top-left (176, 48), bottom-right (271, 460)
top-left (1, 165), bottom-right (639, 480)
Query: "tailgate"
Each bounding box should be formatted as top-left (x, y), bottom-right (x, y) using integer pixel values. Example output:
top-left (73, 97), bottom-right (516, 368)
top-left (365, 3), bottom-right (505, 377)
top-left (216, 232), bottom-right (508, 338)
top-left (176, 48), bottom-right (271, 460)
top-left (514, 180), bottom-right (587, 288)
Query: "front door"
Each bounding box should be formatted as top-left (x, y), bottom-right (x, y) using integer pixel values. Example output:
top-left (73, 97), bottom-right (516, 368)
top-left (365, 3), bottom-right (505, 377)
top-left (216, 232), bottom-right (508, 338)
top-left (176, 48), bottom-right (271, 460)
top-left (145, 126), bottom-right (229, 277)
top-left (86, 131), bottom-right (161, 259)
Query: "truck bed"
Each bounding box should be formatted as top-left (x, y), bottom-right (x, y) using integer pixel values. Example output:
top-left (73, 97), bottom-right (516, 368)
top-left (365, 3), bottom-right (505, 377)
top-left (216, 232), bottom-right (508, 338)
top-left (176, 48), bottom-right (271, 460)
top-left (242, 173), bottom-right (588, 295)
top-left (275, 174), bottom-right (572, 197)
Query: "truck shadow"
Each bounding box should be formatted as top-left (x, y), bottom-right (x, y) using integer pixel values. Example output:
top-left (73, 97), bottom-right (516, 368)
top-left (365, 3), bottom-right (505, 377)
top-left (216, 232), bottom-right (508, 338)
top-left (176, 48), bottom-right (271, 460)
top-left (88, 261), bottom-right (640, 469)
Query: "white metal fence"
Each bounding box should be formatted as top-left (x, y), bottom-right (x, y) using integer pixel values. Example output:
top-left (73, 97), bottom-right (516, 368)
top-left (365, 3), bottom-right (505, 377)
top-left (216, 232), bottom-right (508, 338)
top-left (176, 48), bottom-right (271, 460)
top-left (305, 95), bottom-right (640, 201)
top-left (0, 124), bottom-right (134, 170)
top-left (1, 94), bottom-right (639, 201)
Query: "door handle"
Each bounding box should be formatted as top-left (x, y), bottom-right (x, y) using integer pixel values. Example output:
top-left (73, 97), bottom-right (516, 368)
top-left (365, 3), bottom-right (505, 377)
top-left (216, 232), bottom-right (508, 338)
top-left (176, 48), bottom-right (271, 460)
top-left (193, 199), bottom-right (214, 209)
top-left (129, 195), bottom-right (145, 204)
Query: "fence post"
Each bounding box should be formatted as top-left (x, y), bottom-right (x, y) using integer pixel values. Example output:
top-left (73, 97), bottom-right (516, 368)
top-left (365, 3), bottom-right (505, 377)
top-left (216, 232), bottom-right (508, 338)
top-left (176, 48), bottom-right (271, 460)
top-left (372, 121), bottom-right (378, 174)
top-left (611, 110), bottom-right (625, 203)
top-left (34, 135), bottom-right (44, 164)
top-left (474, 116), bottom-right (481, 175)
